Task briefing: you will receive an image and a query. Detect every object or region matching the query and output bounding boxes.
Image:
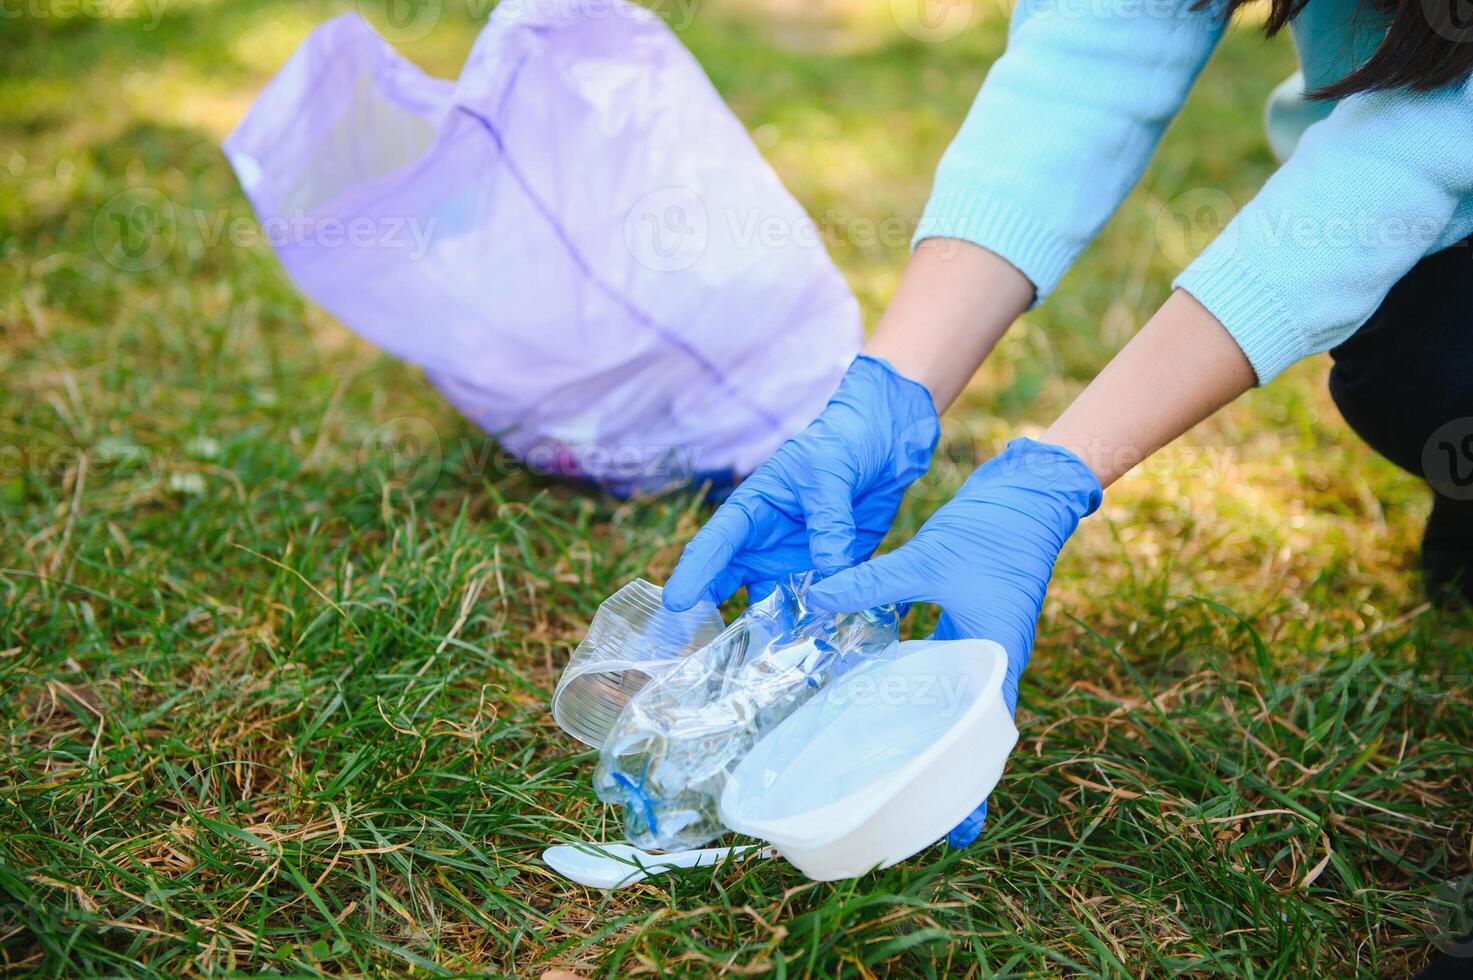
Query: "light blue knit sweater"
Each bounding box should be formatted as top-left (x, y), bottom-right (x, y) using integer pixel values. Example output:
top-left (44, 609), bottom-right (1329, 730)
top-left (915, 0), bottom-right (1473, 383)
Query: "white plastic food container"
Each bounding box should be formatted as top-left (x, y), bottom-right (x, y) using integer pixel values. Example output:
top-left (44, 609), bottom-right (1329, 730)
top-left (718, 638), bottom-right (1017, 881)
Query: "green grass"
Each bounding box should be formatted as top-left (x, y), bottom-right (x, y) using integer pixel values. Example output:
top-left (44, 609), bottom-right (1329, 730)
top-left (3, 0), bottom-right (1471, 975)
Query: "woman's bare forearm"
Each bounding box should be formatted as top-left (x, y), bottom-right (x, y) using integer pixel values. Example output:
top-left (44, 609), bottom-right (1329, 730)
top-left (865, 238), bottom-right (1035, 411)
top-left (1042, 289), bottom-right (1256, 487)
top-left (864, 242), bottom-right (1253, 489)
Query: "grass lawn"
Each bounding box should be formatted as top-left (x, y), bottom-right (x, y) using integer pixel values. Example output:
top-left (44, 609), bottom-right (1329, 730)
top-left (3, 0), bottom-right (1471, 975)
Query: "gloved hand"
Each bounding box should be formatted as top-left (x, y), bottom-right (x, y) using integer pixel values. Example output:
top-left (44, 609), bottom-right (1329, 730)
top-left (807, 438), bottom-right (1102, 846)
top-left (662, 355), bottom-right (940, 611)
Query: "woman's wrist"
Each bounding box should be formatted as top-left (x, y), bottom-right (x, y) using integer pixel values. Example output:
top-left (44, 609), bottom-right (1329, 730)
top-left (1041, 289), bottom-right (1255, 487)
top-left (864, 238), bottom-right (1035, 412)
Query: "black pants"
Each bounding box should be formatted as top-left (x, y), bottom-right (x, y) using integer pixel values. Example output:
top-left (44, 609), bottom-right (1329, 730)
top-left (1328, 239), bottom-right (1473, 507)
top-left (1336, 245), bottom-right (1473, 977)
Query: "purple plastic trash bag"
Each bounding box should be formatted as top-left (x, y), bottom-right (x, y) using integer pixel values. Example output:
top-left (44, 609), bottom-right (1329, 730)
top-left (223, 0), bottom-right (861, 495)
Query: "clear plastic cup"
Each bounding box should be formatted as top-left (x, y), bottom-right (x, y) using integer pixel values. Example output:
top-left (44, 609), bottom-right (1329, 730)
top-left (552, 579), bottom-right (724, 747)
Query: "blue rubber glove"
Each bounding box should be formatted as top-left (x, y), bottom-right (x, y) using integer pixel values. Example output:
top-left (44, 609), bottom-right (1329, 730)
top-left (808, 438), bottom-right (1102, 847)
top-left (663, 355), bottom-right (940, 611)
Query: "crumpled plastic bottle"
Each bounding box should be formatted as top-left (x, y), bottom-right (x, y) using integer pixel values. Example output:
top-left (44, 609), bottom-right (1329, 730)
top-left (592, 574), bottom-right (899, 851)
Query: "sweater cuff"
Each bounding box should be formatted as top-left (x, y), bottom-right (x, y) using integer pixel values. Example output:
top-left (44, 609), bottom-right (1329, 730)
top-left (913, 189), bottom-right (1079, 306)
top-left (1173, 248), bottom-right (1305, 386)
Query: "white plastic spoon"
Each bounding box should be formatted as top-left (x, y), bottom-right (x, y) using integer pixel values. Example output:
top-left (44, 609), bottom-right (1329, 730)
top-left (542, 842), bottom-right (772, 889)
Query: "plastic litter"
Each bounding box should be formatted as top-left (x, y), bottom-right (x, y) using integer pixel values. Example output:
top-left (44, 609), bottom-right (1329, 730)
top-left (551, 582), bottom-right (1019, 882)
top-left (719, 638), bottom-right (1017, 880)
top-left (541, 841), bottom-right (771, 890)
top-left (552, 579), bottom-right (724, 749)
top-left (590, 575), bottom-right (899, 852)
top-left (223, 0), bottom-right (861, 495)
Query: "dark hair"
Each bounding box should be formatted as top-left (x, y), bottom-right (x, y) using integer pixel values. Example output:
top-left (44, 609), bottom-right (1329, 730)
top-left (1207, 0), bottom-right (1473, 99)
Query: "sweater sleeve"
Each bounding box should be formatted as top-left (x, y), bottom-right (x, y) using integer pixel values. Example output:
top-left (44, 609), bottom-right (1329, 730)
top-left (914, 0), bottom-right (1226, 301)
top-left (1174, 79), bottom-right (1473, 383)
